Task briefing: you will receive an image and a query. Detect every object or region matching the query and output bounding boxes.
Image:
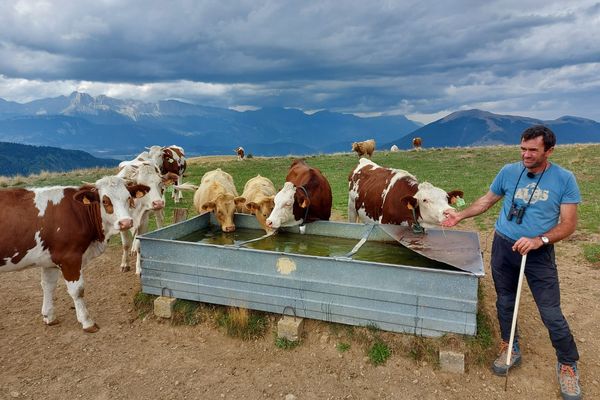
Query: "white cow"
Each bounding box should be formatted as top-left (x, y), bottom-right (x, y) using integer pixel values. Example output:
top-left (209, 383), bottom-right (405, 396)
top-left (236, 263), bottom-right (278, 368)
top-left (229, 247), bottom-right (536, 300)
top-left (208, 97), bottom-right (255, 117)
top-left (117, 161), bottom-right (180, 273)
top-left (238, 175), bottom-right (276, 233)
top-left (193, 169), bottom-right (245, 232)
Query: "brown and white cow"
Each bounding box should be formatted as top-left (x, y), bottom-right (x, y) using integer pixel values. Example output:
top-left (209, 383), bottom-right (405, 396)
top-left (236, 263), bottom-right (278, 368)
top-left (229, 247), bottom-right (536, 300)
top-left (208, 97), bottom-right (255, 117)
top-left (238, 175), bottom-right (276, 233)
top-left (0, 176), bottom-right (149, 332)
top-left (119, 145), bottom-right (187, 227)
top-left (234, 146), bottom-right (245, 160)
top-left (266, 159), bottom-right (332, 229)
top-left (348, 158), bottom-right (463, 228)
top-left (193, 169), bottom-right (245, 232)
top-left (117, 161), bottom-right (180, 273)
top-left (351, 139), bottom-right (376, 158)
top-left (412, 137), bottom-right (423, 150)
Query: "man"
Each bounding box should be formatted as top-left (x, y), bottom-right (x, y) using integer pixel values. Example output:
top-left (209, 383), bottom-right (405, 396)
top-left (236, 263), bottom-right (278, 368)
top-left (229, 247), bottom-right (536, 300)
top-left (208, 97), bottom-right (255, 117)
top-left (442, 125), bottom-right (582, 400)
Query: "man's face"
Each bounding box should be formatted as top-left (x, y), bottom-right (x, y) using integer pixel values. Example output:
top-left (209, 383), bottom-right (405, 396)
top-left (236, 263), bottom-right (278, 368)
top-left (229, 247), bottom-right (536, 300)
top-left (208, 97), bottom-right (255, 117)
top-left (520, 136), bottom-right (553, 170)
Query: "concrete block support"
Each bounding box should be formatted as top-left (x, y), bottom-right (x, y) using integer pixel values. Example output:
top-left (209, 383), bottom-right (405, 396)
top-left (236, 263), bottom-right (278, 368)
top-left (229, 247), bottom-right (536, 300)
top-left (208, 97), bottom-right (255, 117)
top-left (439, 350), bottom-right (465, 374)
top-left (277, 316), bottom-right (304, 341)
top-left (154, 296), bottom-right (177, 318)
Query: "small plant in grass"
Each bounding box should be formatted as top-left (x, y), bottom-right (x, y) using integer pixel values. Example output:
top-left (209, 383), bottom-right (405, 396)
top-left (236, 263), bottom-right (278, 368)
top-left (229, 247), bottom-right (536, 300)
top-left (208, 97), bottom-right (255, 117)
top-left (275, 336), bottom-right (299, 349)
top-left (217, 307), bottom-right (268, 340)
top-left (133, 291), bottom-right (156, 319)
top-left (336, 342), bottom-right (351, 352)
top-left (583, 243), bottom-right (600, 266)
top-left (368, 340), bottom-right (391, 365)
top-left (408, 337), bottom-right (438, 365)
top-left (171, 299), bottom-right (201, 326)
top-left (365, 322), bottom-right (380, 334)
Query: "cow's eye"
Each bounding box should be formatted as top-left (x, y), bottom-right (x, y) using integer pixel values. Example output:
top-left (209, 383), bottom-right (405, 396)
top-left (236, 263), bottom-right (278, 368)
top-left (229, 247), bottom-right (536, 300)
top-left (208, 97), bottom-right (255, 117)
top-left (129, 198), bottom-right (135, 208)
top-left (422, 199), bottom-right (428, 203)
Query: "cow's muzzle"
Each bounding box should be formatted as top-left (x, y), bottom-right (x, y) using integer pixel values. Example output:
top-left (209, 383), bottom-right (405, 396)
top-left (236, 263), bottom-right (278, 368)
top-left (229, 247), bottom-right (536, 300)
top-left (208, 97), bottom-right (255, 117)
top-left (152, 200), bottom-right (165, 210)
top-left (118, 218), bottom-right (134, 230)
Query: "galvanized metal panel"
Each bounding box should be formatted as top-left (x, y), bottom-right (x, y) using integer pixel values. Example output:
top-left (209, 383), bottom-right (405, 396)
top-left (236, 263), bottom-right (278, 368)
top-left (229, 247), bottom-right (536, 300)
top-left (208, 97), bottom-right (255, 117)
top-left (139, 213), bottom-right (482, 337)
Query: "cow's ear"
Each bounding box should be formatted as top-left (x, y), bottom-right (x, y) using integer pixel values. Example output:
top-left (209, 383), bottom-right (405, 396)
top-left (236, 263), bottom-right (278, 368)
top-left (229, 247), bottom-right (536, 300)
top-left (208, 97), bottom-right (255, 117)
top-left (447, 190), bottom-right (464, 205)
top-left (295, 189), bottom-right (311, 209)
top-left (400, 195), bottom-right (418, 210)
top-left (246, 202), bottom-right (258, 212)
top-left (162, 172), bottom-right (179, 186)
top-left (234, 196), bottom-right (246, 206)
top-left (127, 184), bottom-right (150, 199)
top-left (74, 188), bottom-right (100, 205)
top-left (202, 201), bottom-right (216, 212)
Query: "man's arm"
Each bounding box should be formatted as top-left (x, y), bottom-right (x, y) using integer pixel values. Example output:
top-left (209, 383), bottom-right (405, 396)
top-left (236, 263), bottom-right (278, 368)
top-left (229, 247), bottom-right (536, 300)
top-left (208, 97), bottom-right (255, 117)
top-left (441, 190), bottom-right (502, 227)
top-left (512, 203), bottom-right (578, 255)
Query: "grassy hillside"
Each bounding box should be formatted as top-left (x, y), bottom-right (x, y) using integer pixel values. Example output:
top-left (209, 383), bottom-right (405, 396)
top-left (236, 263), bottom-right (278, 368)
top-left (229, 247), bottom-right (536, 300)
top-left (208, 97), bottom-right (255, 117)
top-left (3, 144), bottom-right (599, 237)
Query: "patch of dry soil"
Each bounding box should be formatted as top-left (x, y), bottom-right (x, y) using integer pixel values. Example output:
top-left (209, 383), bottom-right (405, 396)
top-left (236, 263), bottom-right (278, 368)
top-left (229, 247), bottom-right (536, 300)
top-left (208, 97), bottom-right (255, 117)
top-left (1, 226), bottom-right (599, 400)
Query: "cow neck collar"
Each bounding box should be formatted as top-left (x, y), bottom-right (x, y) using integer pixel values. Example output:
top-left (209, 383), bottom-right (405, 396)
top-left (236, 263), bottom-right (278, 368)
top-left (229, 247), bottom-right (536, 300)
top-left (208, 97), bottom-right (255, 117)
top-left (298, 185), bottom-right (310, 226)
top-left (86, 201), bottom-right (106, 242)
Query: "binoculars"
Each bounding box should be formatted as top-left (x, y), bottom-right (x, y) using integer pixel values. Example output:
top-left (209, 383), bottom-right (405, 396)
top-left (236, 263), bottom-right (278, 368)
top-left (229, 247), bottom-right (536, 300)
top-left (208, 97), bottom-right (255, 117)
top-left (507, 203), bottom-right (526, 224)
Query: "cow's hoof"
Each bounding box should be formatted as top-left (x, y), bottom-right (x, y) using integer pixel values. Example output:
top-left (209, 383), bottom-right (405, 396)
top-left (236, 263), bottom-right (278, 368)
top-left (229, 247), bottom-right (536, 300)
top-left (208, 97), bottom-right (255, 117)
top-left (83, 323), bottom-right (100, 333)
top-left (44, 318), bottom-right (60, 326)
top-left (120, 266), bottom-right (130, 272)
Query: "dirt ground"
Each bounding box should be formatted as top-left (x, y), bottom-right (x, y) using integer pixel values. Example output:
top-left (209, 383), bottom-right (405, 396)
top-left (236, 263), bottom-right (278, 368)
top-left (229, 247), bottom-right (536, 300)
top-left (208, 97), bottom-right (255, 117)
top-left (1, 218), bottom-right (599, 400)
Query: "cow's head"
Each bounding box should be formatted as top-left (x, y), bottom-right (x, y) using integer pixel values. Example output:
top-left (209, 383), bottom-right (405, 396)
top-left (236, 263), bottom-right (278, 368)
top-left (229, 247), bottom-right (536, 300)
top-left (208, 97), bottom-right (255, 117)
top-left (246, 195), bottom-right (276, 233)
top-left (121, 163), bottom-right (178, 212)
top-left (201, 193), bottom-right (246, 232)
top-left (266, 182), bottom-right (305, 229)
top-left (400, 182), bottom-right (464, 228)
top-left (74, 176), bottom-right (150, 237)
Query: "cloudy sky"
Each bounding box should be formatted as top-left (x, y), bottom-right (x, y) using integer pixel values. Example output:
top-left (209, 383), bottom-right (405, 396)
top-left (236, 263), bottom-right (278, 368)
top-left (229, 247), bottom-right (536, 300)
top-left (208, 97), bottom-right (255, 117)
top-left (1, 0), bottom-right (599, 123)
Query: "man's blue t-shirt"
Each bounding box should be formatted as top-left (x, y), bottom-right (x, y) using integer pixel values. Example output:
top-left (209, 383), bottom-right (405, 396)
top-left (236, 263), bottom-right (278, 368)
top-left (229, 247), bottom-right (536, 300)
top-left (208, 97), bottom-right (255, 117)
top-left (490, 162), bottom-right (581, 241)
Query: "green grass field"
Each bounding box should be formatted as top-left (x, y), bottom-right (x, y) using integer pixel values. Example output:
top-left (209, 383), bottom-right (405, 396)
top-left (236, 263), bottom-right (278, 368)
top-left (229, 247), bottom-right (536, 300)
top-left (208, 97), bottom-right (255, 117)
top-left (3, 143), bottom-right (599, 239)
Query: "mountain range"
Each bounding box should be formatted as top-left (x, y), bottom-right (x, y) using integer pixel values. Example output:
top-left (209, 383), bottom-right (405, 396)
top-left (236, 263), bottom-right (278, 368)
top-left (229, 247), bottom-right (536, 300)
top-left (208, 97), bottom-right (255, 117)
top-left (1, 92), bottom-right (600, 167)
top-left (0, 142), bottom-right (118, 177)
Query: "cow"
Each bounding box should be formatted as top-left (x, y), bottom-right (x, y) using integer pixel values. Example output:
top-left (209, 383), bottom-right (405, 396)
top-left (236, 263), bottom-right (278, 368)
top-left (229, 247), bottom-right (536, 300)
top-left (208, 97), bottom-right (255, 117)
top-left (266, 159), bottom-right (332, 230)
top-left (117, 161), bottom-right (180, 273)
top-left (348, 158), bottom-right (463, 229)
top-left (193, 169), bottom-right (245, 232)
top-left (412, 137), bottom-right (423, 150)
top-left (0, 176), bottom-right (150, 332)
top-left (351, 139), bottom-right (376, 158)
top-left (390, 144), bottom-right (399, 152)
top-left (235, 146), bottom-right (245, 160)
top-left (237, 175), bottom-right (276, 233)
top-left (119, 145), bottom-right (187, 227)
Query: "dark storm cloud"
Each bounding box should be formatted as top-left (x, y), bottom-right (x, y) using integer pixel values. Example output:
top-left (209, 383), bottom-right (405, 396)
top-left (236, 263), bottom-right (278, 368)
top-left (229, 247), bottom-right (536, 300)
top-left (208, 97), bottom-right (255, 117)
top-left (1, 0), bottom-right (599, 122)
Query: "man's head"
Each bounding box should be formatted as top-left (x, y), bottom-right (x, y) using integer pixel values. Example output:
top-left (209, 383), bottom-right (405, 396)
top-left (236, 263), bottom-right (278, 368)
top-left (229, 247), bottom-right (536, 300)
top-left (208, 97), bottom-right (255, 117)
top-left (521, 125), bottom-right (556, 151)
top-left (520, 125), bottom-right (555, 171)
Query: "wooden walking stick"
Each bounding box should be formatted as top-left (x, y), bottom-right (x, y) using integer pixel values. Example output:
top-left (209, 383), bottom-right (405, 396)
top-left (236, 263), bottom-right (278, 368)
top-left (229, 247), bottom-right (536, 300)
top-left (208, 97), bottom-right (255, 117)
top-left (505, 253), bottom-right (527, 391)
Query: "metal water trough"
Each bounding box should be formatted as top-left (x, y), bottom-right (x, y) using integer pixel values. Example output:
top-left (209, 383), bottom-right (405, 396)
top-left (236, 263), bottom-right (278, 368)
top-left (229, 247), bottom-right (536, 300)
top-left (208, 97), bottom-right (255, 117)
top-left (138, 213), bottom-right (484, 337)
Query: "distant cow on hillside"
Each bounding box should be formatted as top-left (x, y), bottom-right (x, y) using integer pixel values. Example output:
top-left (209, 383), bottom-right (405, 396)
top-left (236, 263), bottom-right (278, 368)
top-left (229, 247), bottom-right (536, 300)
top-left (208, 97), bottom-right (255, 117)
top-left (412, 137), bottom-right (423, 150)
top-left (235, 147), bottom-right (245, 160)
top-left (351, 139), bottom-right (375, 158)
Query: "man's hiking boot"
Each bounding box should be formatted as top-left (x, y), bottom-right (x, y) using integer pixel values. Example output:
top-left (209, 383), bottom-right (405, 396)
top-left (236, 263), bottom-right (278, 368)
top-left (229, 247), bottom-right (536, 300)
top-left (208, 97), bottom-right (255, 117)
top-left (557, 362), bottom-right (582, 400)
top-left (491, 340), bottom-right (521, 376)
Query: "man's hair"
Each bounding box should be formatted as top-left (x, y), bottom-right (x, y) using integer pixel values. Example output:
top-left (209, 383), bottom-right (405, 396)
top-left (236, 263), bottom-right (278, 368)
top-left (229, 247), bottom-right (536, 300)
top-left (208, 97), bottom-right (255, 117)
top-left (521, 125), bottom-right (556, 151)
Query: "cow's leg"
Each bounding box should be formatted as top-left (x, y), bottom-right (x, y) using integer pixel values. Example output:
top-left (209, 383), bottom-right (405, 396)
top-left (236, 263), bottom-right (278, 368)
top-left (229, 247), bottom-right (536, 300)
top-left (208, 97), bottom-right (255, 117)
top-left (120, 230), bottom-right (132, 272)
top-left (132, 213), bottom-right (149, 275)
top-left (65, 275), bottom-right (98, 333)
top-left (41, 267), bottom-right (61, 326)
top-left (154, 209), bottom-right (165, 229)
top-left (174, 175), bottom-right (184, 203)
top-left (347, 197), bottom-right (358, 223)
